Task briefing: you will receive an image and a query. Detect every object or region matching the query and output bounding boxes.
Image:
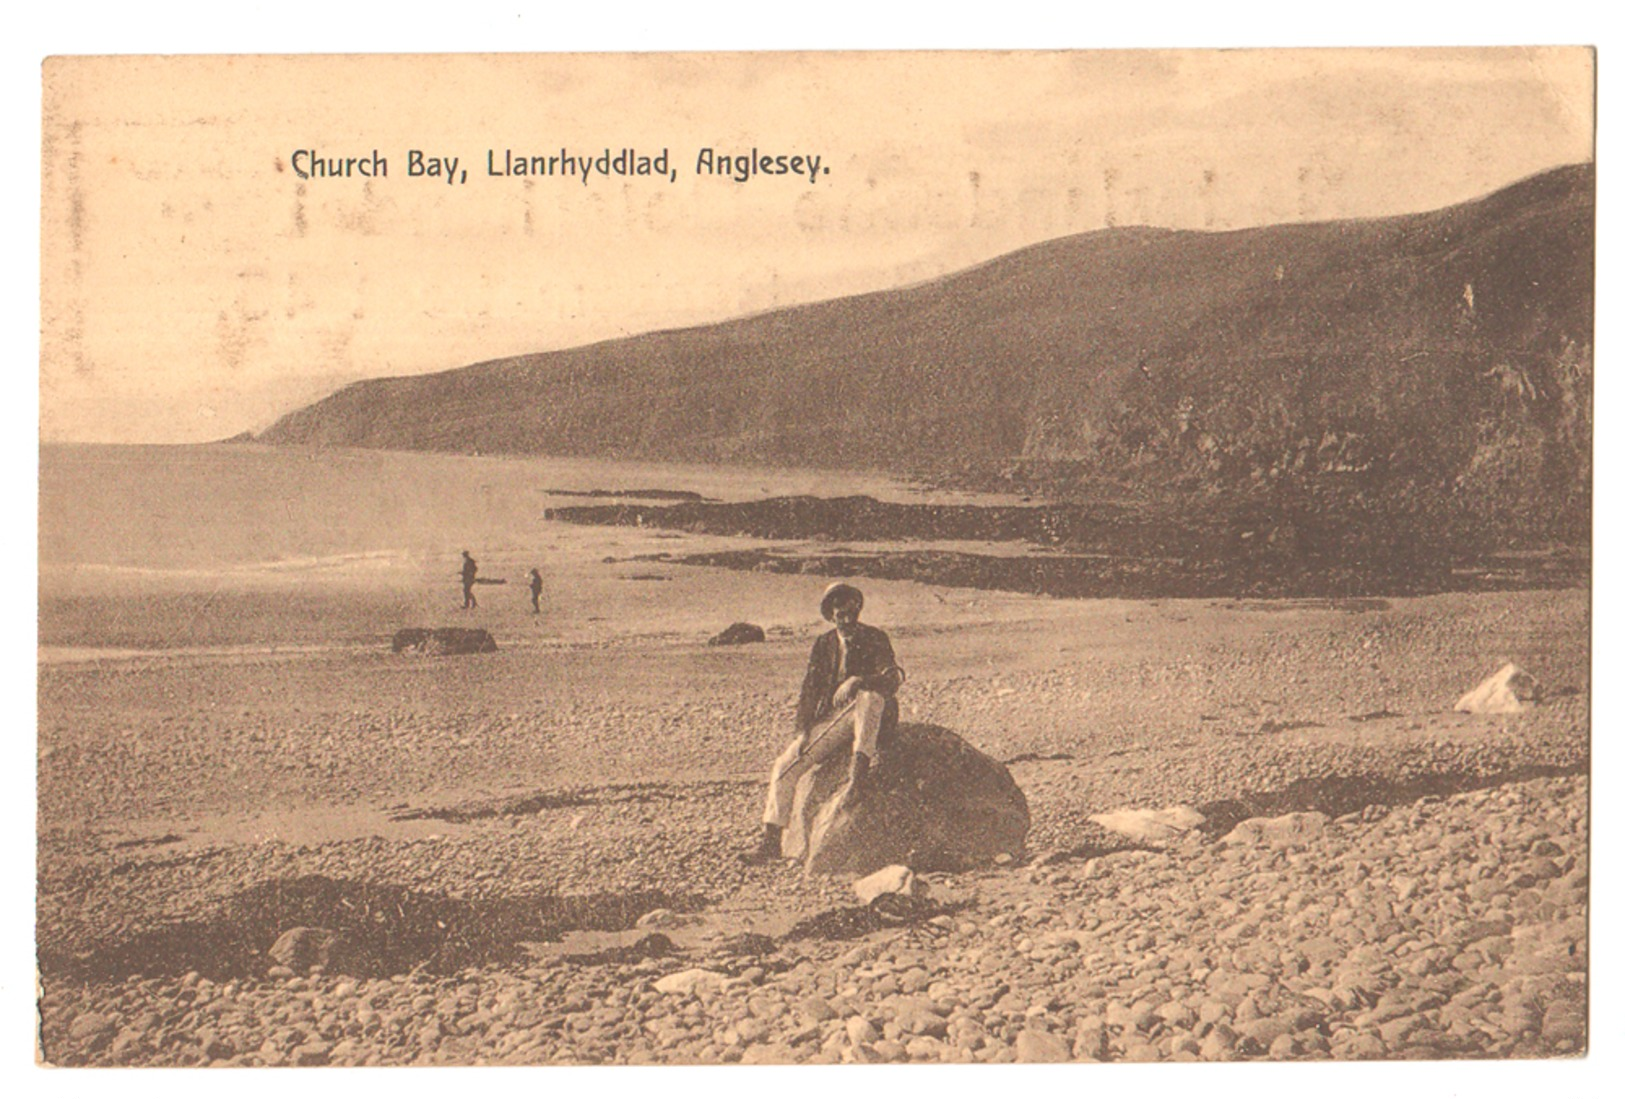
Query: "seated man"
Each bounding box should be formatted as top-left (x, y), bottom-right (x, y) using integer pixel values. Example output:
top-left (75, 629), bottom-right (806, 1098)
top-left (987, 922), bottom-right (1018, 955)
top-left (745, 582), bottom-right (905, 863)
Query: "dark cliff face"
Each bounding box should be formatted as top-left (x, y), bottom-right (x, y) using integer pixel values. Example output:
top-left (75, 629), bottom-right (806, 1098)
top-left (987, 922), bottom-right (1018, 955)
top-left (259, 164), bottom-right (1592, 536)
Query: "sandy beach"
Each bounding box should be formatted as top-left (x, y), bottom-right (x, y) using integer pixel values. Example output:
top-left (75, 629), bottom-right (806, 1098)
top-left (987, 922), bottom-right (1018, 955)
top-left (36, 444), bottom-right (1589, 1065)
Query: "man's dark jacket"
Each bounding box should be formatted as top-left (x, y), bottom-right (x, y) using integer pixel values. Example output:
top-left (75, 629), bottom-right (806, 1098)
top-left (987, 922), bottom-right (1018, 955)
top-left (794, 622), bottom-right (904, 741)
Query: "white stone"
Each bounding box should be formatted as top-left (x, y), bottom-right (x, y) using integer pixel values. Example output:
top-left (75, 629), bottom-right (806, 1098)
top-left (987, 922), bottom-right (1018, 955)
top-left (1455, 663), bottom-right (1543, 714)
top-left (1088, 805), bottom-right (1207, 846)
top-left (654, 968), bottom-right (729, 995)
top-left (636, 908), bottom-right (692, 929)
top-left (853, 864), bottom-right (925, 904)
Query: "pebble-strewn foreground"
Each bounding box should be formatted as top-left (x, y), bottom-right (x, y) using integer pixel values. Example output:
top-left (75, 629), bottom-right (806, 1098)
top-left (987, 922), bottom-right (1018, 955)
top-left (39, 772), bottom-right (1586, 1066)
top-left (37, 587), bottom-right (1589, 1066)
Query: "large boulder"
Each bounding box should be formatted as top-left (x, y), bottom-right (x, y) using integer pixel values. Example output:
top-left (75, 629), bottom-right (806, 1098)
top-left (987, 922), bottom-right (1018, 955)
top-left (782, 723), bottom-right (1029, 876)
top-left (391, 627), bottom-right (497, 655)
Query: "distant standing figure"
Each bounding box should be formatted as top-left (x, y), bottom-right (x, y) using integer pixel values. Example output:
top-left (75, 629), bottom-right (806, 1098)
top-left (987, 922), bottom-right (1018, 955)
top-left (461, 551), bottom-right (478, 609)
top-left (528, 567), bottom-right (543, 614)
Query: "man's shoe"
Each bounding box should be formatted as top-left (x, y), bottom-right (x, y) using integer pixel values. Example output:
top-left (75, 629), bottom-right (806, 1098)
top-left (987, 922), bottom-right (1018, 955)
top-left (739, 823), bottom-right (783, 865)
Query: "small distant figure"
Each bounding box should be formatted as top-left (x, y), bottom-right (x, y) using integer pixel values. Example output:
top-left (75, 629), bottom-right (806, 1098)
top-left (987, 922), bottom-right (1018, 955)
top-left (528, 567), bottom-right (543, 614)
top-left (460, 550), bottom-right (479, 609)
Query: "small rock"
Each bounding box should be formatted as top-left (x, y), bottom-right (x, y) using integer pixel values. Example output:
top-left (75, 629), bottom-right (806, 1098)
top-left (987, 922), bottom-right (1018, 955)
top-left (1119, 1039), bottom-right (1161, 1062)
top-left (1268, 1033), bottom-right (1299, 1058)
top-left (268, 927), bottom-right (343, 973)
top-left (853, 864), bottom-right (924, 904)
top-left (892, 999), bottom-right (949, 1037)
top-left (1014, 1028), bottom-right (1070, 1063)
top-left (873, 1038), bottom-right (907, 1061)
top-left (1225, 811), bottom-right (1331, 847)
top-left (747, 997), bottom-right (784, 1023)
top-left (392, 626), bottom-right (497, 656)
top-left (109, 1029), bottom-right (146, 1059)
top-left (1072, 1019), bottom-right (1108, 1060)
top-left (1378, 1016), bottom-right (1418, 1046)
top-left (708, 622), bottom-right (767, 646)
top-left (1541, 1001), bottom-right (1586, 1044)
top-left (1156, 1001), bottom-right (1198, 1029)
top-left (654, 969), bottom-right (729, 995)
top-left (68, 1013), bottom-right (115, 1040)
top-left (1237, 1017), bottom-right (1292, 1050)
top-left (799, 997), bottom-right (838, 1023)
top-left (740, 1043), bottom-right (793, 1064)
top-left (1335, 1031), bottom-right (1387, 1059)
top-left (905, 1035), bottom-right (948, 1061)
top-left (636, 908), bottom-right (691, 930)
top-left (292, 1040), bottom-right (333, 1066)
top-left (202, 1035), bottom-right (236, 1060)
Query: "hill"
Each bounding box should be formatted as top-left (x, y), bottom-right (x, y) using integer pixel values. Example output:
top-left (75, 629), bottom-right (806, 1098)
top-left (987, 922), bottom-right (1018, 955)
top-left (258, 164), bottom-right (1593, 541)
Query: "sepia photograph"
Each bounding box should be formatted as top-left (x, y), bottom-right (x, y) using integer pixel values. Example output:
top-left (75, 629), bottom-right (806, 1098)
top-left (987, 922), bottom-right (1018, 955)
top-left (34, 40), bottom-right (1597, 1074)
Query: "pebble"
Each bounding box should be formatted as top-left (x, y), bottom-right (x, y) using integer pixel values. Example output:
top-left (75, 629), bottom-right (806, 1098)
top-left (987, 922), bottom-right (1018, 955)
top-left (68, 1013), bottom-right (114, 1040)
top-left (1014, 1028), bottom-right (1070, 1062)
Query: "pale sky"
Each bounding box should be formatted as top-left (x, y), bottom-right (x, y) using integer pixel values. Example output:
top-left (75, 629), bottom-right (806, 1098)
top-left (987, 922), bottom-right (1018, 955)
top-left (39, 48), bottom-right (1594, 443)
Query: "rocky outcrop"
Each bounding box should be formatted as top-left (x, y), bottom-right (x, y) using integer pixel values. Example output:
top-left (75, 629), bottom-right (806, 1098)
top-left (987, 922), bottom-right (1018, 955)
top-left (391, 628), bottom-right (498, 655)
top-left (258, 164), bottom-right (1594, 554)
top-left (707, 622), bottom-right (766, 646)
top-left (782, 723), bottom-right (1029, 876)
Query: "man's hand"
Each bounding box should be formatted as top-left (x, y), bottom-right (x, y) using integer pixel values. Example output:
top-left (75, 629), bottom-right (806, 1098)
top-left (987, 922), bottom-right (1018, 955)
top-left (831, 676), bottom-right (864, 708)
top-left (793, 732), bottom-right (810, 758)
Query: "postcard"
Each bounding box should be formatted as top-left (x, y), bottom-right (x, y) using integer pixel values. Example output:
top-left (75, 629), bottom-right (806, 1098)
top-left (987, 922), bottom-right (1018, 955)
top-left (37, 48), bottom-right (1594, 1069)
